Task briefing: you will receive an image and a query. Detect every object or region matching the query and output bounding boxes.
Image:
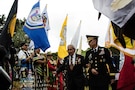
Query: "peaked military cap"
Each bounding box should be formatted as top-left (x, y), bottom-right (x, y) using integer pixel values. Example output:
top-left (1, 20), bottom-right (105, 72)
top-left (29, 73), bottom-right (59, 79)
top-left (86, 35), bottom-right (98, 42)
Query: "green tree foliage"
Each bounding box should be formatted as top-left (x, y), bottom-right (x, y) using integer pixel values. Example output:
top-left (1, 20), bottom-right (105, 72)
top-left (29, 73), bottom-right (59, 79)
top-left (12, 18), bottom-right (30, 48)
top-left (0, 14), bottom-right (30, 48)
top-left (0, 14), bottom-right (6, 32)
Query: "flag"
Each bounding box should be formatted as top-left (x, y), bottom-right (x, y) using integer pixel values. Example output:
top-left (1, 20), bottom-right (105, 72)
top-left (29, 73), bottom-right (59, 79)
top-left (105, 22), bottom-right (135, 89)
top-left (71, 20), bottom-right (81, 50)
top-left (111, 0), bottom-right (132, 12)
top-left (58, 15), bottom-right (68, 59)
top-left (111, 19), bottom-right (135, 42)
top-left (122, 13), bottom-right (135, 40)
top-left (77, 36), bottom-right (82, 55)
top-left (0, 0), bottom-right (18, 50)
top-left (105, 22), bottom-right (135, 56)
top-left (41, 4), bottom-right (50, 34)
top-left (23, 1), bottom-right (50, 52)
top-left (117, 54), bottom-right (135, 90)
top-left (92, 0), bottom-right (135, 28)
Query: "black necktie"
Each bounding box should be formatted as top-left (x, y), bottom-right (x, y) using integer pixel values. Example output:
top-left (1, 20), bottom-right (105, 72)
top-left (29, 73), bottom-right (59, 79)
top-left (70, 56), bottom-right (73, 70)
top-left (92, 48), bottom-right (96, 52)
top-left (71, 57), bottom-right (73, 64)
top-left (94, 49), bottom-right (96, 52)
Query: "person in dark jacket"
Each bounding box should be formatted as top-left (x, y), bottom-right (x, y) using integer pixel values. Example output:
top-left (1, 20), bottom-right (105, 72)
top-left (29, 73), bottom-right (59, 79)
top-left (109, 48), bottom-right (120, 90)
top-left (57, 44), bottom-right (87, 90)
top-left (84, 35), bottom-right (114, 90)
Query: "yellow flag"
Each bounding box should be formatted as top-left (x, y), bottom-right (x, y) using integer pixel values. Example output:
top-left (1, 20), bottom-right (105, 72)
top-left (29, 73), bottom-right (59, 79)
top-left (105, 23), bottom-right (135, 56)
top-left (9, 14), bottom-right (17, 37)
top-left (58, 15), bottom-right (68, 59)
top-left (0, 0), bottom-right (18, 49)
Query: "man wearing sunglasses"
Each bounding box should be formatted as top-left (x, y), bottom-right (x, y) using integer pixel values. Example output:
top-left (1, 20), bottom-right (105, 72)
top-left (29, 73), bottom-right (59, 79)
top-left (85, 35), bottom-right (113, 90)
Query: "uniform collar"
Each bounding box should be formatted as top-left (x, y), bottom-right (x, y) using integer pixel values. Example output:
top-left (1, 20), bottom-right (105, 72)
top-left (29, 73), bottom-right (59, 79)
top-left (93, 46), bottom-right (98, 52)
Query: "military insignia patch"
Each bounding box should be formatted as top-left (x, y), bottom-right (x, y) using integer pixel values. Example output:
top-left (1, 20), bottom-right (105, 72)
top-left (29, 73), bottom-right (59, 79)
top-left (99, 48), bottom-right (105, 55)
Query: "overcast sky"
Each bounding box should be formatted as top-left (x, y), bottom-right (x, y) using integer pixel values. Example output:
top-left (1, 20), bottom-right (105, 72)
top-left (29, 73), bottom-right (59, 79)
top-left (0, 0), bottom-right (109, 52)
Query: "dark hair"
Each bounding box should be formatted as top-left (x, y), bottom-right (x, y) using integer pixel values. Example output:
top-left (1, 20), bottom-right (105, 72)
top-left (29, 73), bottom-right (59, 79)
top-left (20, 42), bottom-right (28, 47)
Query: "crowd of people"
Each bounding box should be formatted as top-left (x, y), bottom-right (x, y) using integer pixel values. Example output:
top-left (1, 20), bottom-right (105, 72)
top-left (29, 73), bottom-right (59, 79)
top-left (10, 34), bottom-right (121, 90)
top-left (14, 42), bottom-right (57, 89)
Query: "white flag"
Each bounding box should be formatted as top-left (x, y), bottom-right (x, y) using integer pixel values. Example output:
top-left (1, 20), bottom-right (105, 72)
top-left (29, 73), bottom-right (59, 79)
top-left (71, 20), bottom-right (81, 49)
top-left (42, 4), bottom-right (50, 32)
top-left (111, 0), bottom-right (132, 12)
top-left (92, 0), bottom-right (135, 28)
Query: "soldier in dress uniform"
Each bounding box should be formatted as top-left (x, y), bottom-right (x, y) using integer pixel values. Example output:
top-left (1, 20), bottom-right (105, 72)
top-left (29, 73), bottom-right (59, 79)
top-left (57, 44), bottom-right (86, 90)
top-left (84, 35), bottom-right (114, 90)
